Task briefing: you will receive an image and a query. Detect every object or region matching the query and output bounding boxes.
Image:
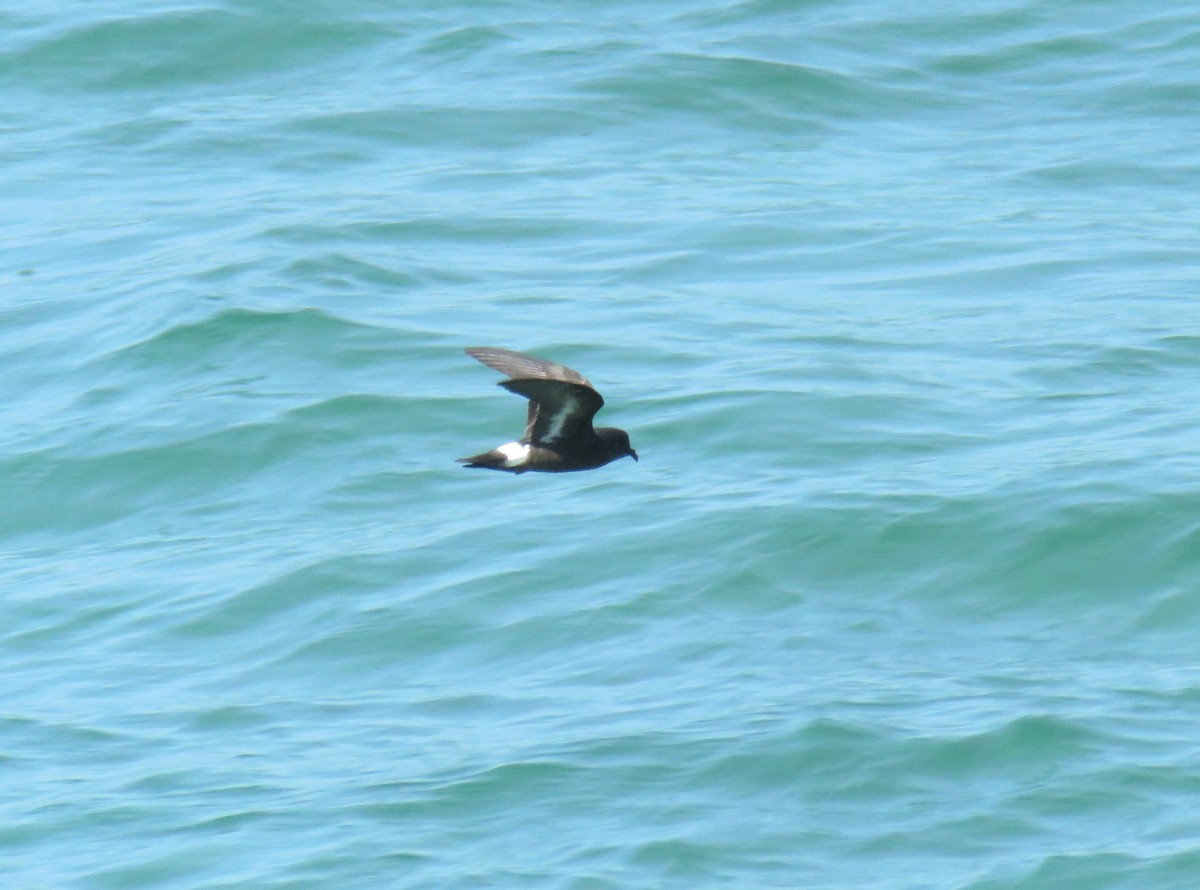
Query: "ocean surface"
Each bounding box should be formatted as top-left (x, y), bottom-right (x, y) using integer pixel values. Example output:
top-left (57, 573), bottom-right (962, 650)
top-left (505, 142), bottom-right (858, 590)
top-left (4, 2), bottom-right (1200, 887)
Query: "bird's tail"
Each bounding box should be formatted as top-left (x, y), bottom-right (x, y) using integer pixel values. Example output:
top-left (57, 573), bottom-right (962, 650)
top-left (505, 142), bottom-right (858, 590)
top-left (456, 449), bottom-right (512, 471)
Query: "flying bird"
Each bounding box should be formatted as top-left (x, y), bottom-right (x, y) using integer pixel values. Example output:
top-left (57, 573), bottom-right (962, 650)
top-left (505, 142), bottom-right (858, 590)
top-left (458, 346), bottom-right (638, 473)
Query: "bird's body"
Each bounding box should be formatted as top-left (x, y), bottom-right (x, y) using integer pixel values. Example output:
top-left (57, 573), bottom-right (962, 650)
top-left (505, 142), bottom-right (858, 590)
top-left (458, 347), bottom-right (638, 474)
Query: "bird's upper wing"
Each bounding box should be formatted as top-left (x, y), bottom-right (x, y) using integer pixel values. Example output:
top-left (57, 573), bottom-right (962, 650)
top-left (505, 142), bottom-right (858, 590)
top-left (464, 347), bottom-right (594, 388)
top-left (465, 347), bottom-right (604, 446)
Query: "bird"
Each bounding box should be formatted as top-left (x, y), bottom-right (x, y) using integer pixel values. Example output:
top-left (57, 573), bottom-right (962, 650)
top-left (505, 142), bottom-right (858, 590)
top-left (457, 346), bottom-right (638, 474)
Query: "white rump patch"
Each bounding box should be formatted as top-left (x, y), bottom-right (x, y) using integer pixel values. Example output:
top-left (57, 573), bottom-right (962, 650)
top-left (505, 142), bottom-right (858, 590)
top-left (497, 441), bottom-right (531, 467)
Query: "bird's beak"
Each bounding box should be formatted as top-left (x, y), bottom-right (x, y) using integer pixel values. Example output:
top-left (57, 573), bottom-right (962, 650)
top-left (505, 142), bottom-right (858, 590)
top-left (629, 449), bottom-right (639, 462)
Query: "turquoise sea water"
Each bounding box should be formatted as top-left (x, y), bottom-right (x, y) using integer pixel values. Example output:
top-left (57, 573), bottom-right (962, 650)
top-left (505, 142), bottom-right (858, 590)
top-left (5, 2), bottom-right (1200, 887)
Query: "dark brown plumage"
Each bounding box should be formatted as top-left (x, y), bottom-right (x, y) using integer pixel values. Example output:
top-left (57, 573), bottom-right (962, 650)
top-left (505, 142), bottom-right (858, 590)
top-left (458, 347), bottom-right (638, 474)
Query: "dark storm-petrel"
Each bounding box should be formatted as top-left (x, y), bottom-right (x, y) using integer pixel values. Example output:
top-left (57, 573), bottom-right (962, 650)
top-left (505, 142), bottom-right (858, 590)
top-left (457, 347), bottom-right (638, 473)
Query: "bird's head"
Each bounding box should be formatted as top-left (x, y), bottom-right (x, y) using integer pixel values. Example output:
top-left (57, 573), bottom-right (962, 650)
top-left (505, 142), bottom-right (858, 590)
top-left (598, 427), bottom-right (638, 463)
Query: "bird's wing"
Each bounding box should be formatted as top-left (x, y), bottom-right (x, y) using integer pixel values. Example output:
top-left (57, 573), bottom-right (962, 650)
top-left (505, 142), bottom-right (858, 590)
top-left (500, 379), bottom-right (604, 446)
top-left (466, 347), bottom-right (605, 445)
top-left (465, 347), bottom-right (594, 388)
